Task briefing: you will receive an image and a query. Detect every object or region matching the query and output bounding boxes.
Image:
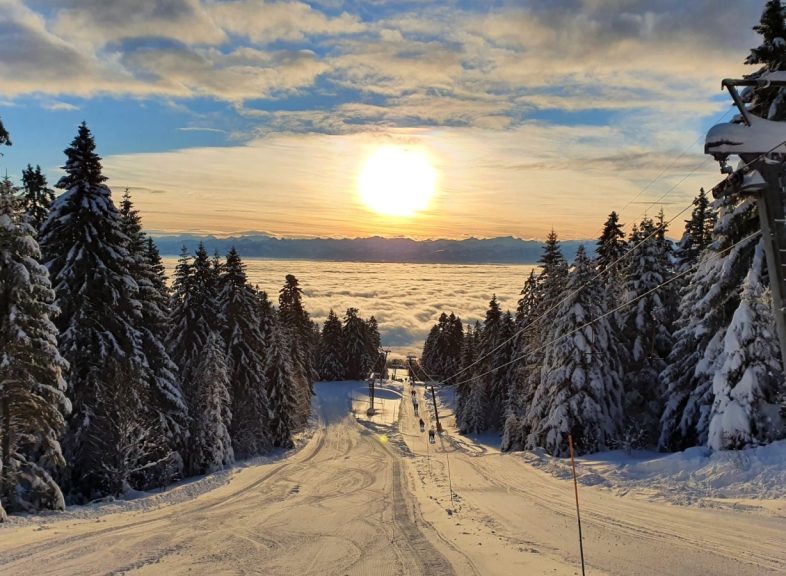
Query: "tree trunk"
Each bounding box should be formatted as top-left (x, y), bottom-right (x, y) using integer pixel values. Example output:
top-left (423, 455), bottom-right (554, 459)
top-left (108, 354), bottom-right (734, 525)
top-left (0, 397), bottom-right (10, 507)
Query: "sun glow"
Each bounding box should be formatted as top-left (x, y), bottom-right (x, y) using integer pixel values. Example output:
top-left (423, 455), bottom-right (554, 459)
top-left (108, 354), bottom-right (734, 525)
top-left (358, 146), bottom-right (437, 217)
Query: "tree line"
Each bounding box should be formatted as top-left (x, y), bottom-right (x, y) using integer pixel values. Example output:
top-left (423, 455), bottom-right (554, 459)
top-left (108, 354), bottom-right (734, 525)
top-left (422, 3), bottom-right (786, 457)
top-left (0, 121), bottom-right (377, 520)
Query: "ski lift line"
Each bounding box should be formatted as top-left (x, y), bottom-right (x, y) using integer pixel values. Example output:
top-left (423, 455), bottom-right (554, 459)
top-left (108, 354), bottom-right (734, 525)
top-left (637, 155), bottom-right (714, 216)
top-left (438, 141), bottom-right (786, 390)
top-left (619, 107), bottom-right (734, 213)
top-left (441, 198), bottom-right (694, 386)
top-left (450, 229), bottom-right (764, 389)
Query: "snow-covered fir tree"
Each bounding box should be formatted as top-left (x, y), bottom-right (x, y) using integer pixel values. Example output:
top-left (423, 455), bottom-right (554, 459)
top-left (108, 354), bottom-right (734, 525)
top-left (707, 241), bottom-right (784, 450)
top-left (0, 182), bottom-right (70, 517)
top-left (39, 123), bottom-right (153, 499)
top-left (266, 323), bottom-right (299, 448)
top-left (87, 358), bottom-right (171, 496)
top-left (659, 194), bottom-right (761, 451)
top-left (458, 296), bottom-right (512, 432)
top-left (525, 246), bottom-right (624, 456)
top-left (365, 316), bottom-right (383, 377)
top-left (455, 323), bottom-right (476, 431)
top-left (191, 332), bottom-right (233, 474)
top-left (257, 289), bottom-right (277, 351)
top-left (502, 270), bottom-right (541, 452)
top-left (19, 164), bottom-right (54, 234)
top-left (658, 16), bottom-right (785, 451)
top-left (119, 191), bottom-right (187, 480)
top-left (342, 307), bottom-right (370, 380)
top-left (220, 248), bottom-right (271, 457)
top-left (518, 231), bottom-right (569, 435)
top-left (743, 0), bottom-right (786, 120)
top-left (167, 243), bottom-right (223, 472)
top-left (675, 189), bottom-right (716, 273)
top-left (318, 309), bottom-right (346, 381)
top-left (421, 312), bottom-right (464, 382)
top-left (620, 216), bottom-right (674, 444)
top-left (596, 211), bottom-right (627, 275)
top-left (279, 274), bottom-right (315, 425)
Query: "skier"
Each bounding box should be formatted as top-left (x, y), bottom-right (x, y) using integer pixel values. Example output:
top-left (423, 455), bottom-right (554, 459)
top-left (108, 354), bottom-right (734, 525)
top-left (413, 400), bottom-right (419, 415)
top-left (411, 389), bottom-right (416, 399)
top-left (428, 427), bottom-right (436, 444)
top-left (419, 418), bottom-right (425, 432)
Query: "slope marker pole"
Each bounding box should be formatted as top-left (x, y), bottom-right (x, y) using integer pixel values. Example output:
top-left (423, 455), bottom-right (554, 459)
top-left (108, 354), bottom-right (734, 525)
top-left (568, 435), bottom-right (586, 576)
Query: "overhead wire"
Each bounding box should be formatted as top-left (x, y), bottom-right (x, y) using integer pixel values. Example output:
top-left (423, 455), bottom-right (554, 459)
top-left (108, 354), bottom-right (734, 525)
top-left (451, 228), bottom-right (763, 389)
top-left (433, 138), bottom-right (786, 389)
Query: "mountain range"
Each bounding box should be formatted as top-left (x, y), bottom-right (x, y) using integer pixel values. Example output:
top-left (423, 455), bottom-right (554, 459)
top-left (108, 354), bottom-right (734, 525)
top-left (151, 233), bottom-right (590, 264)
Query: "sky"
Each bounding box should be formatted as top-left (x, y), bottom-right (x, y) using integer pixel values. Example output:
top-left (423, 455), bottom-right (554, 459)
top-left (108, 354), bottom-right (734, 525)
top-left (0, 0), bottom-right (769, 240)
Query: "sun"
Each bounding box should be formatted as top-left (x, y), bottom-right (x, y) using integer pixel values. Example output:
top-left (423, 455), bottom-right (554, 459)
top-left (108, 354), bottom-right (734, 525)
top-left (358, 146), bottom-right (437, 217)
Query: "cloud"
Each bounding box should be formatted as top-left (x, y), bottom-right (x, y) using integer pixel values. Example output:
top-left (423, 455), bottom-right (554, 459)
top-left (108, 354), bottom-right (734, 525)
top-left (0, 0), bottom-right (764, 122)
top-left (42, 100), bottom-right (78, 111)
top-left (208, 0), bottom-right (365, 44)
top-left (103, 118), bottom-right (721, 242)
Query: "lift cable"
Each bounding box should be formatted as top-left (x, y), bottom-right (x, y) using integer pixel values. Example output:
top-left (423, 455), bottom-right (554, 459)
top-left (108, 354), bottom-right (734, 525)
top-left (450, 228), bottom-right (763, 389)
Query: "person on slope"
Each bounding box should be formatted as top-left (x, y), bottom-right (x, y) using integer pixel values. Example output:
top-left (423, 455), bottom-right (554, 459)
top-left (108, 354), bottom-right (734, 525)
top-left (419, 418), bottom-right (425, 432)
top-left (413, 400), bottom-right (419, 415)
top-left (428, 427), bottom-right (436, 444)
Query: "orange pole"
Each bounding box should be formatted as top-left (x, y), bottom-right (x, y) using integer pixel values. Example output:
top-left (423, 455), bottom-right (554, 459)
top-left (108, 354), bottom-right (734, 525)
top-left (568, 435), bottom-right (586, 576)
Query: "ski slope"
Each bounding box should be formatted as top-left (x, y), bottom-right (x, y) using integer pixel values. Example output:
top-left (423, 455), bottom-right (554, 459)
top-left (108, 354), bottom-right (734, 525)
top-left (1, 381), bottom-right (784, 575)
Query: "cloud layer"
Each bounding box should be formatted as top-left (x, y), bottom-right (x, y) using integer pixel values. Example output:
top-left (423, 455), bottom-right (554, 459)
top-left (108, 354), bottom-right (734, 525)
top-left (162, 256), bottom-right (538, 357)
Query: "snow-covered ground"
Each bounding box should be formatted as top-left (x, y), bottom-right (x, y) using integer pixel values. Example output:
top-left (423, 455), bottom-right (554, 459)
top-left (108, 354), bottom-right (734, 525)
top-left (1, 380), bottom-right (784, 575)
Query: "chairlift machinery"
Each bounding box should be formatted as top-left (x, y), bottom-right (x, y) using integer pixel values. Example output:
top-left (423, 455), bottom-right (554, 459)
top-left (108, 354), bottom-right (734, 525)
top-left (704, 73), bottom-right (786, 370)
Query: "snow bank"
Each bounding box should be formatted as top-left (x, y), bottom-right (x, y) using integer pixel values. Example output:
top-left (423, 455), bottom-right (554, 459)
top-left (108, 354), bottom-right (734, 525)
top-left (428, 381), bottom-right (786, 508)
top-left (523, 440), bottom-right (786, 506)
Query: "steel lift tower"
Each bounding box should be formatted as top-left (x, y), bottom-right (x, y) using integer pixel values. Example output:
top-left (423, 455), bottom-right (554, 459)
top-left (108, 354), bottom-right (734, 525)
top-left (705, 73), bottom-right (786, 369)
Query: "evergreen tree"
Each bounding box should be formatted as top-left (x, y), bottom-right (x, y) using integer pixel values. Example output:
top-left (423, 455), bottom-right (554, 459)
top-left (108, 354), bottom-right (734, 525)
top-left (191, 332), bottom-right (233, 474)
top-left (257, 289), bottom-right (277, 350)
top-left (167, 242), bottom-right (223, 471)
top-left (342, 308), bottom-right (370, 380)
top-left (525, 246), bottom-right (624, 456)
top-left (455, 323), bottom-right (475, 430)
top-left (279, 274), bottom-right (315, 424)
top-left (421, 312), bottom-right (464, 382)
top-left (744, 0), bottom-right (786, 120)
top-left (119, 190), bottom-right (187, 479)
top-left (503, 270), bottom-right (541, 451)
top-left (675, 189), bottom-right (716, 272)
top-left (19, 165), bottom-right (54, 234)
top-left (318, 310), bottom-right (345, 381)
top-left (659, 195), bottom-right (760, 450)
top-left (266, 323), bottom-right (299, 448)
top-left (0, 183), bottom-right (70, 516)
top-left (220, 248), bottom-right (271, 458)
top-left (620, 217), bottom-right (673, 444)
top-left (365, 316), bottom-right (382, 377)
top-left (596, 211), bottom-right (627, 274)
top-left (39, 123), bottom-right (150, 499)
top-left (707, 242), bottom-right (785, 449)
top-left (87, 358), bottom-right (171, 496)
top-left (518, 232), bottom-right (569, 436)
top-left (0, 116), bottom-right (9, 147)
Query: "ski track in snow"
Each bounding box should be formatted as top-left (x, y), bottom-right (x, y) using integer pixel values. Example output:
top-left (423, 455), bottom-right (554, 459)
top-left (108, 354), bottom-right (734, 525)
top-left (1, 380), bottom-right (785, 575)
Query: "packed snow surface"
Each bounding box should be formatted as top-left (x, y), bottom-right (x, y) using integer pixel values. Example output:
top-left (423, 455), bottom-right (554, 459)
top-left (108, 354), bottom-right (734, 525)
top-left (1, 380), bottom-right (785, 575)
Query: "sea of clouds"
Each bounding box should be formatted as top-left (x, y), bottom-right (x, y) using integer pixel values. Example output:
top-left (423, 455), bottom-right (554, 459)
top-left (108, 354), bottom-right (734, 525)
top-left (164, 258), bottom-right (537, 358)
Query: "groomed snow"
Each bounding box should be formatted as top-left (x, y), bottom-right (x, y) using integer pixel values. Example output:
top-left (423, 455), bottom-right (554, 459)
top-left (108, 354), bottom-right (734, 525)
top-left (1, 380), bottom-right (784, 575)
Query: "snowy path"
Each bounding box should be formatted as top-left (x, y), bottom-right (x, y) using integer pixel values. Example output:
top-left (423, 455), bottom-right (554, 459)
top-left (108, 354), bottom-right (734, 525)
top-left (0, 382), bottom-right (469, 576)
top-left (403, 384), bottom-right (786, 576)
top-left (1, 381), bottom-right (785, 575)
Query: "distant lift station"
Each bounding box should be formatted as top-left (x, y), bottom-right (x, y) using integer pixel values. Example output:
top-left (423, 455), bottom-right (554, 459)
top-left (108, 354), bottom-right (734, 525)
top-left (705, 72), bottom-right (786, 370)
